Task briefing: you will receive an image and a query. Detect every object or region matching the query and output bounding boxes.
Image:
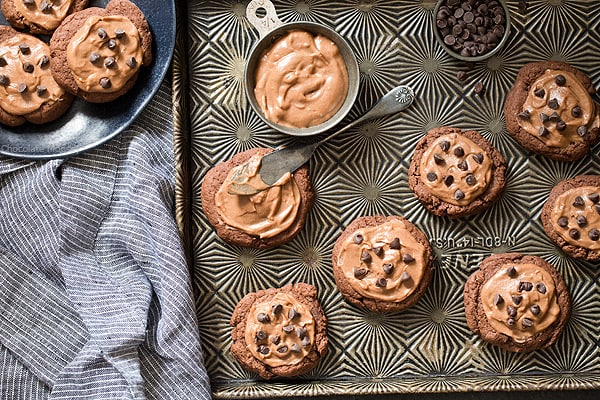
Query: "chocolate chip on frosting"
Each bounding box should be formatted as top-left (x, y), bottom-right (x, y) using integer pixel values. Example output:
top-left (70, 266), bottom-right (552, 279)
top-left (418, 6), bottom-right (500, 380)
top-left (23, 0), bottom-right (34, 5)
top-left (454, 189), bottom-right (465, 200)
top-left (22, 62), bottom-right (34, 73)
top-left (390, 237), bottom-right (401, 250)
top-left (512, 295), bottom-right (523, 305)
top-left (572, 106), bottom-right (582, 118)
top-left (443, 175), bottom-right (454, 186)
top-left (434, 153), bottom-right (445, 165)
top-left (353, 267), bottom-right (368, 279)
top-left (530, 305), bottom-right (541, 316)
top-left (539, 126), bottom-right (549, 136)
top-left (403, 254), bottom-right (415, 263)
top-left (272, 303), bottom-right (282, 315)
top-left (518, 110), bottom-right (530, 120)
top-left (439, 140), bottom-right (451, 152)
top-left (257, 312), bottom-right (270, 323)
top-left (577, 126), bottom-right (588, 136)
top-left (40, 0), bottom-right (52, 13)
top-left (548, 98), bottom-right (559, 110)
top-left (589, 228), bottom-right (600, 241)
top-left (534, 88), bottom-right (545, 98)
top-left (539, 112), bottom-right (550, 123)
top-left (373, 246), bottom-right (384, 257)
top-left (555, 74), bottom-right (566, 86)
top-left (472, 153), bottom-right (484, 164)
top-left (556, 120), bottom-right (567, 132)
top-left (0, 57), bottom-right (5, 67)
top-left (288, 308), bottom-right (299, 320)
top-left (18, 43), bottom-right (30, 55)
top-left (361, 250), bottom-right (372, 263)
top-left (427, 172), bottom-right (438, 182)
top-left (98, 28), bottom-right (108, 40)
top-left (569, 229), bottom-right (580, 240)
top-left (400, 271), bottom-right (411, 282)
top-left (38, 55), bottom-right (49, 68)
top-left (595, 204), bottom-right (600, 215)
top-left (301, 336), bottom-right (311, 347)
top-left (506, 266), bottom-right (517, 278)
top-left (290, 343), bottom-right (301, 352)
top-left (108, 39), bottom-right (118, 50)
top-left (494, 293), bottom-right (504, 306)
top-left (0, 75), bottom-right (8, 86)
top-left (549, 112), bottom-right (560, 122)
top-left (104, 57), bottom-right (116, 68)
top-left (573, 196), bottom-right (585, 207)
top-left (507, 318), bottom-right (515, 326)
top-left (588, 193), bottom-right (599, 203)
top-left (255, 330), bottom-right (267, 341)
top-left (353, 234), bottom-right (363, 244)
top-left (557, 216), bottom-right (568, 228)
top-left (383, 263), bottom-right (394, 275)
top-left (99, 77), bottom-right (111, 89)
top-left (453, 146), bottom-right (465, 157)
top-left (277, 345), bottom-right (288, 353)
top-left (126, 56), bottom-right (138, 69)
top-left (89, 52), bottom-right (101, 64)
top-left (17, 82), bottom-right (27, 93)
top-left (518, 281), bottom-right (533, 292)
top-left (457, 160), bottom-right (468, 171)
top-left (536, 282), bottom-right (547, 294)
top-left (375, 277), bottom-right (387, 288)
top-left (257, 344), bottom-right (269, 354)
top-left (282, 324), bottom-right (294, 334)
top-left (465, 174), bottom-right (476, 186)
top-left (576, 215), bottom-right (588, 227)
top-left (522, 318), bottom-right (534, 328)
top-left (36, 85), bottom-right (47, 96)
top-left (296, 327), bottom-right (307, 339)
top-left (507, 305), bottom-right (517, 317)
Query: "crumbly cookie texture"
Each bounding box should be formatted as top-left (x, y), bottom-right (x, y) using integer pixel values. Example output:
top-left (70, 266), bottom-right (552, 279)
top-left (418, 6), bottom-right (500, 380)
top-left (408, 126), bottom-right (506, 218)
top-left (504, 61), bottom-right (600, 161)
top-left (541, 175), bottom-right (600, 261)
top-left (230, 283), bottom-right (328, 380)
top-left (464, 253), bottom-right (571, 353)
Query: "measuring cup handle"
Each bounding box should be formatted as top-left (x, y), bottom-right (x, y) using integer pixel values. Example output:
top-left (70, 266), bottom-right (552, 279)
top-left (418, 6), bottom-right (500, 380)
top-left (246, 0), bottom-right (282, 38)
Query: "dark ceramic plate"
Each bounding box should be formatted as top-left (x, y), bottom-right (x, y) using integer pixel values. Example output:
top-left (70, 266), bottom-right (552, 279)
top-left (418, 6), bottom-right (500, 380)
top-left (0, 0), bottom-right (175, 159)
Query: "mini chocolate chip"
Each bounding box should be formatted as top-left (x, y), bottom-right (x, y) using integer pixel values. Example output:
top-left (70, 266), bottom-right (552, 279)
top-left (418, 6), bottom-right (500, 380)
top-left (536, 282), bottom-right (547, 294)
top-left (569, 229), bottom-right (580, 240)
top-left (373, 246), bottom-right (384, 257)
top-left (19, 44), bottom-right (30, 54)
top-left (539, 126), bottom-right (549, 136)
top-left (99, 77), bottom-right (111, 89)
top-left (89, 52), bottom-right (101, 64)
top-left (443, 175), bottom-right (454, 186)
top-left (296, 327), bottom-right (307, 339)
top-left (126, 56), bottom-right (138, 69)
top-left (577, 126), bottom-right (588, 136)
top-left (375, 277), bottom-right (387, 288)
top-left (530, 305), bottom-right (541, 316)
top-left (400, 271), bottom-right (411, 282)
top-left (549, 112), bottom-right (560, 122)
top-left (383, 263), bottom-right (394, 275)
top-left (23, 62), bottom-right (34, 73)
top-left (518, 111), bottom-right (530, 120)
top-left (512, 295), bottom-right (523, 305)
top-left (104, 57), bottom-right (116, 68)
top-left (98, 28), bottom-right (108, 39)
top-left (465, 174), bottom-right (476, 186)
top-left (17, 83), bottom-right (27, 93)
top-left (588, 193), bottom-right (599, 203)
top-left (403, 254), bottom-right (415, 263)
top-left (506, 266), bottom-right (517, 278)
top-left (283, 324), bottom-right (294, 334)
top-left (522, 318), bottom-right (533, 328)
top-left (518, 281), bottom-right (533, 292)
top-left (353, 234), bottom-right (363, 244)
top-left (290, 343), bottom-right (301, 352)
top-left (277, 345), bottom-right (288, 353)
top-left (439, 140), bottom-right (451, 152)
top-left (36, 85), bottom-right (46, 96)
top-left (555, 74), bottom-right (566, 86)
top-left (115, 29), bottom-right (126, 38)
top-left (557, 216), bottom-right (569, 228)
top-left (494, 294), bottom-right (504, 306)
top-left (507, 318), bottom-right (516, 326)
top-left (573, 196), bottom-right (585, 207)
top-left (40, 0), bottom-right (52, 12)
top-left (453, 146), bottom-right (465, 157)
top-left (0, 75), bottom-right (8, 86)
top-left (427, 172), bottom-right (438, 182)
top-left (257, 313), bottom-right (270, 323)
top-left (576, 215), bottom-right (588, 227)
top-left (457, 71), bottom-right (468, 81)
top-left (0, 57), bottom-right (5, 67)
top-left (257, 344), bottom-right (269, 354)
top-left (256, 330), bottom-right (267, 341)
top-left (534, 88), bottom-right (545, 98)
top-left (301, 336), bottom-right (311, 347)
top-left (434, 153), bottom-right (445, 165)
top-left (572, 106), bottom-right (582, 118)
top-left (454, 189), bottom-right (465, 200)
top-left (540, 112), bottom-right (550, 123)
top-left (390, 237), bottom-right (401, 250)
top-left (507, 305), bottom-right (517, 318)
top-left (458, 160), bottom-right (468, 171)
top-left (361, 250), bottom-right (372, 263)
top-left (473, 81), bottom-right (486, 95)
top-left (589, 228), bottom-right (600, 241)
top-left (272, 304), bottom-right (282, 315)
top-left (38, 55), bottom-right (49, 67)
top-left (288, 308), bottom-right (299, 320)
top-left (108, 39), bottom-right (117, 50)
top-left (556, 120), bottom-right (567, 131)
top-left (472, 153), bottom-right (484, 164)
top-left (548, 98), bottom-right (559, 110)
top-left (354, 267), bottom-right (368, 279)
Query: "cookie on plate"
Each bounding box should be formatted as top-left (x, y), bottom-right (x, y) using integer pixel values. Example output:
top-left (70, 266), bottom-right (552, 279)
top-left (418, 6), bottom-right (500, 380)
top-left (0, 26), bottom-right (73, 126)
top-left (1, 0), bottom-right (89, 35)
top-left (541, 175), bottom-right (600, 261)
top-left (504, 61), bottom-right (600, 161)
top-left (201, 147), bottom-right (314, 249)
top-left (464, 253), bottom-right (571, 353)
top-left (408, 126), bottom-right (506, 218)
top-left (49, 0), bottom-right (152, 103)
top-left (230, 283), bottom-right (328, 380)
top-left (331, 215), bottom-right (434, 313)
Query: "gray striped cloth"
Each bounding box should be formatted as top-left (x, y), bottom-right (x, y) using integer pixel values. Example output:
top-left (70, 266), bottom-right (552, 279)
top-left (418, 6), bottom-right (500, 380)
top-left (0, 81), bottom-right (211, 399)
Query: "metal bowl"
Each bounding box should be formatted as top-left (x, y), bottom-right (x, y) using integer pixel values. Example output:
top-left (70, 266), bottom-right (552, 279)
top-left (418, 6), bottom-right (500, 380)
top-left (433, 0), bottom-right (511, 62)
top-left (244, 0), bottom-right (359, 137)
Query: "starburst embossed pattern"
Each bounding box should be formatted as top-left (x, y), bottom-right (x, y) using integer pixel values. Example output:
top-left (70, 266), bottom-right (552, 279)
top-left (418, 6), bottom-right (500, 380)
top-left (173, 0), bottom-right (600, 397)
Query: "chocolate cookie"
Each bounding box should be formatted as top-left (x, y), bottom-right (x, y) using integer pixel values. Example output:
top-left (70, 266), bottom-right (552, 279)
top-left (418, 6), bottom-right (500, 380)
top-left (1, 0), bottom-right (88, 35)
top-left (230, 283), bottom-right (328, 380)
top-left (0, 26), bottom-right (73, 126)
top-left (331, 215), bottom-right (434, 313)
top-left (49, 0), bottom-right (152, 103)
top-left (464, 253), bottom-right (571, 353)
top-left (408, 126), bottom-right (506, 218)
top-left (541, 175), bottom-right (600, 261)
top-left (201, 147), bottom-right (314, 249)
top-left (504, 61), bottom-right (600, 161)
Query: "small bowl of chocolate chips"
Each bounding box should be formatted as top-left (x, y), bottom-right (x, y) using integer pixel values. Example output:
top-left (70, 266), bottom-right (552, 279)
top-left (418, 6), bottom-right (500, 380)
top-left (433, 0), bottom-right (511, 62)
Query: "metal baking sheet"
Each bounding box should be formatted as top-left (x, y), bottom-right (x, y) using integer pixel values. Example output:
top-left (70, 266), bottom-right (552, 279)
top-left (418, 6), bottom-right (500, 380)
top-left (173, 1), bottom-right (600, 398)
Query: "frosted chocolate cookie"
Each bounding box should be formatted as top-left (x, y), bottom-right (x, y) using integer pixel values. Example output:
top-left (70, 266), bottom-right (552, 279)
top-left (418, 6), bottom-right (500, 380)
top-left (504, 61), bottom-right (600, 161)
top-left (49, 0), bottom-right (152, 103)
top-left (464, 253), bottom-right (571, 353)
top-left (1, 0), bottom-right (88, 35)
top-left (541, 175), bottom-right (600, 261)
top-left (0, 26), bottom-right (73, 126)
top-left (332, 215), bottom-right (434, 313)
top-left (201, 147), bottom-right (314, 249)
top-left (408, 126), bottom-right (506, 218)
top-left (230, 283), bottom-right (328, 380)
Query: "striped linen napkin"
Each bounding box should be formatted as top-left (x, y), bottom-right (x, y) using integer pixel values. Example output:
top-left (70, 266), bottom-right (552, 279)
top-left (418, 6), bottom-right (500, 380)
top-left (0, 81), bottom-right (211, 399)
